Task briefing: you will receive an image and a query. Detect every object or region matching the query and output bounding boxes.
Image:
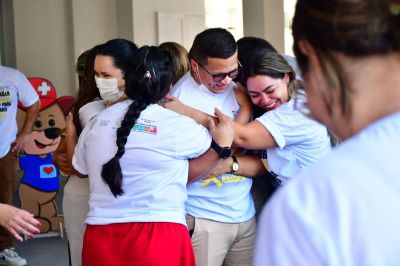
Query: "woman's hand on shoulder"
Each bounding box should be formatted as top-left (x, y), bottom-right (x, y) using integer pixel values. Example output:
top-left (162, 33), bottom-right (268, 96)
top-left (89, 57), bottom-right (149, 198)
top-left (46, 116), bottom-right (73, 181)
top-left (159, 95), bottom-right (189, 116)
top-left (53, 152), bottom-right (73, 176)
top-left (209, 108), bottom-right (235, 148)
top-left (65, 112), bottom-right (77, 139)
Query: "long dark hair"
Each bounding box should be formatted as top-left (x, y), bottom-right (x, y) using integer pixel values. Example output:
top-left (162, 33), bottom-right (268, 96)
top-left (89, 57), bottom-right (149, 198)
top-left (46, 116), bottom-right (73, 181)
top-left (72, 39), bottom-right (138, 136)
top-left (96, 38), bottom-right (138, 72)
top-left (72, 44), bottom-right (103, 136)
top-left (101, 46), bottom-right (174, 197)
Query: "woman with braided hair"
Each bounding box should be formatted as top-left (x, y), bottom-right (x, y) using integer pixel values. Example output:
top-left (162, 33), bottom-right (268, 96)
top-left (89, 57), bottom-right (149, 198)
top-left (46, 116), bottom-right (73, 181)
top-left (72, 45), bottom-right (234, 266)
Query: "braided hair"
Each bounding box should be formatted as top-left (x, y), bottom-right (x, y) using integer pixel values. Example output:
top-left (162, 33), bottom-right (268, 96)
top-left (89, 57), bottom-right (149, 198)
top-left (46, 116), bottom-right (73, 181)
top-left (101, 46), bottom-right (174, 197)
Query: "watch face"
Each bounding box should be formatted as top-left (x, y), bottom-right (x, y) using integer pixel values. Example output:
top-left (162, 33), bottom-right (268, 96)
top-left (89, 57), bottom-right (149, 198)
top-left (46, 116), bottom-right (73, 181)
top-left (232, 162), bottom-right (239, 172)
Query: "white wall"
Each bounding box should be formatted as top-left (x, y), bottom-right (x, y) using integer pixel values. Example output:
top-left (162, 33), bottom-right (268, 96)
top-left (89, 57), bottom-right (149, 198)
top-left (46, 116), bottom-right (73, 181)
top-left (205, 0), bottom-right (243, 41)
top-left (71, 0), bottom-right (118, 60)
top-left (132, 0), bottom-right (205, 47)
top-left (7, 0), bottom-right (286, 97)
top-left (243, 0), bottom-right (285, 53)
top-left (8, 0), bottom-right (204, 96)
top-left (13, 0), bottom-right (74, 96)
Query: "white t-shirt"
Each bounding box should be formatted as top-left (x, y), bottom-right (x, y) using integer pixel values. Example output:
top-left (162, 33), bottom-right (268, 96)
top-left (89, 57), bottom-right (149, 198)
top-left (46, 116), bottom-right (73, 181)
top-left (254, 112), bottom-right (400, 266)
top-left (0, 66), bottom-right (39, 158)
top-left (171, 72), bottom-right (255, 223)
top-left (78, 99), bottom-right (105, 128)
top-left (73, 100), bottom-right (211, 226)
top-left (256, 96), bottom-right (331, 183)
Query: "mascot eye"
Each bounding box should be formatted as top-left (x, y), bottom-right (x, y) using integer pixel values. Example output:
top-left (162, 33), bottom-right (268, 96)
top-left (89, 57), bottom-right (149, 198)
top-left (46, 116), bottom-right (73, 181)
top-left (35, 120), bottom-right (42, 128)
top-left (48, 119), bottom-right (56, 127)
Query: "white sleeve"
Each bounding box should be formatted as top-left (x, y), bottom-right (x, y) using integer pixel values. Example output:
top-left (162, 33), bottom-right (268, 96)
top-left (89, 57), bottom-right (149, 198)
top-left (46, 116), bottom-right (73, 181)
top-left (254, 184), bottom-right (327, 266)
top-left (174, 116), bottom-right (212, 159)
top-left (256, 100), bottom-right (318, 149)
top-left (72, 126), bottom-right (90, 175)
top-left (16, 71), bottom-right (39, 107)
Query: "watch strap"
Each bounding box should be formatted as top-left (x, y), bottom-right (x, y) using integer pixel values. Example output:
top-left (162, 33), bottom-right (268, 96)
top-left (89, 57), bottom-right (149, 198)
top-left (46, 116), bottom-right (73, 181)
top-left (210, 139), bottom-right (231, 159)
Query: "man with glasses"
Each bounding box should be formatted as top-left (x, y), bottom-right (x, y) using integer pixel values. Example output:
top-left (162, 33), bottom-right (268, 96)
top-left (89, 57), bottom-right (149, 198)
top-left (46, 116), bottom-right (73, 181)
top-left (170, 28), bottom-right (256, 266)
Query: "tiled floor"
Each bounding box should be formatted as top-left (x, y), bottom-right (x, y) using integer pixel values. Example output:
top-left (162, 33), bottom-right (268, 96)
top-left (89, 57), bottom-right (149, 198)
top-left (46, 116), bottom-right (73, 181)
top-left (14, 236), bottom-right (69, 266)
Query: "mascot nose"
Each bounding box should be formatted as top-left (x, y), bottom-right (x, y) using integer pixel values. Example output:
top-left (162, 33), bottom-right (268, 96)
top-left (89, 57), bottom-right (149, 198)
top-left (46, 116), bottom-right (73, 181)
top-left (45, 128), bottom-right (62, 139)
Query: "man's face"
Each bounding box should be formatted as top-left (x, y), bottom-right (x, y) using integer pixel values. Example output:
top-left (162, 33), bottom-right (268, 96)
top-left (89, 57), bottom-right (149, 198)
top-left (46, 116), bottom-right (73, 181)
top-left (192, 51), bottom-right (239, 94)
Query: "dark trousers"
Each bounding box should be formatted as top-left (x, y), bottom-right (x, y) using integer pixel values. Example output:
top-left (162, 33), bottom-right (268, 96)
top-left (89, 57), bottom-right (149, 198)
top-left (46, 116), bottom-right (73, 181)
top-left (0, 150), bottom-right (17, 250)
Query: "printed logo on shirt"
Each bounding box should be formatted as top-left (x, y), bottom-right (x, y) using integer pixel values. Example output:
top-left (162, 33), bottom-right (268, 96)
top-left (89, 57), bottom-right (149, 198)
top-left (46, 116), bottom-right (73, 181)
top-left (131, 118), bottom-right (158, 135)
top-left (132, 122), bottom-right (157, 135)
top-left (100, 120), bottom-right (112, 127)
top-left (0, 87), bottom-right (11, 118)
top-left (201, 176), bottom-right (222, 188)
top-left (108, 117), bottom-right (158, 135)
top-left (201, 173), bottom-right (246, 188)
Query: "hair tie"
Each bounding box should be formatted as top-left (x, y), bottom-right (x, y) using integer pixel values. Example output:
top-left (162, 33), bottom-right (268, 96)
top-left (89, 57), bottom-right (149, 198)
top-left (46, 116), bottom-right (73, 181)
top-left (390, 2), bottom-right (400, 16)
top-left (144, 70), bottom-right (151, 79)
top-left (144, 67), bottom-right (157, 79)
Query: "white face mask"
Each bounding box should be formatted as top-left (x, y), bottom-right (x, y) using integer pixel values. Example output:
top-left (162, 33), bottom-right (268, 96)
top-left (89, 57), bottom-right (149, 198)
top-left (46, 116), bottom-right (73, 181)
top-left (95, 76), bottom-right (125, 102)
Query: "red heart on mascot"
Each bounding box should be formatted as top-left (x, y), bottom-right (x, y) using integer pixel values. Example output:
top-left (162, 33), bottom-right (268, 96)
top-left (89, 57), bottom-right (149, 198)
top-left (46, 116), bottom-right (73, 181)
top-left (44, 167), bottom-right (54, 174)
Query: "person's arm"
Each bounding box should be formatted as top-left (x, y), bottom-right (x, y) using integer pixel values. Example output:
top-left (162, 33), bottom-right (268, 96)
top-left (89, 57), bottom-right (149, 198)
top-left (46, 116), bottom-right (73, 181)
top-left (161, 95), bottom-right (214, 127)
top-left (196, 108), bottom-right (276, 150)
top-left (0, 203), bottom-right (40, 242)
top-left (210, 154), bottom-right (268, 177)
top-left (65, 113), bottom-right (77, 167)
top-left (53, 135), bottom-right (74, 176)
top-left (63, 112), bottom-right (88, 178)
top-left (233, 83), bottom-right (252, 124)
top-left (188, 148), bottom-right (220, 182)
top-left (233, 119), bottom-right (277, 149)
top-left (12, 100), bottom-right (40, 153)
top-left (188, 108), bottom-right (235, 183)
top-left (163, 97), bottom-right (277, 150)
top-left (161, 93), bottom-right (251, 127)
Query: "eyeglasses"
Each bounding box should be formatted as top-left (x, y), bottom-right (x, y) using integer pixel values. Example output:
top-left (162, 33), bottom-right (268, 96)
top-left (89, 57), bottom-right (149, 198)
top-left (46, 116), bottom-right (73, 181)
top-left (196, 61), bottom-right (241, 82)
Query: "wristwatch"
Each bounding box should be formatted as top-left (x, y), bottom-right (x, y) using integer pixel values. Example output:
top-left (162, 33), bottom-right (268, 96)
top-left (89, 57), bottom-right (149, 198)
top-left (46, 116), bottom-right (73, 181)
top-left (231, 156), bottom-right (239, 173)
top-left (210, 139), bottom-right (231, 159)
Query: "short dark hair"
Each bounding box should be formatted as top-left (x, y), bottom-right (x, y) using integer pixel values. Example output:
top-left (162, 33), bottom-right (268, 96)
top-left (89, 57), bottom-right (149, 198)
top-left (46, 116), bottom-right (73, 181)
top-left (189, 28), bottom-right (237, 65)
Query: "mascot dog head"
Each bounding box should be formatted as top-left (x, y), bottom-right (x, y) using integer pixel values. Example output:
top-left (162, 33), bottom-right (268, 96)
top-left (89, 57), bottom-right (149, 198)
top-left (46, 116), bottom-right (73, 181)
top-left (17, 77), bottom-right (74, 155)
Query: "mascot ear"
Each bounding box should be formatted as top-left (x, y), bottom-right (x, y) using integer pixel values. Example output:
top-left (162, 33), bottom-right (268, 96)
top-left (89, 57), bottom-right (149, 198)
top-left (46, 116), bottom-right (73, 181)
top-left (57, 96), bottom-right (75, 116)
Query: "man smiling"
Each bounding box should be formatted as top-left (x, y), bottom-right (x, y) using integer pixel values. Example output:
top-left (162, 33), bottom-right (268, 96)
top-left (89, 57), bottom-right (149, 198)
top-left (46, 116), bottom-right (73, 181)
top-left (171, 28), bottom-right (256, 266)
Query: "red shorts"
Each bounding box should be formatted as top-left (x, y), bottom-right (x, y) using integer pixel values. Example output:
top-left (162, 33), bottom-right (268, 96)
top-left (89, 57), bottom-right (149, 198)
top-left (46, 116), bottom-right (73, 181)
top-left (82, 222), bottom-right (195, 266)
